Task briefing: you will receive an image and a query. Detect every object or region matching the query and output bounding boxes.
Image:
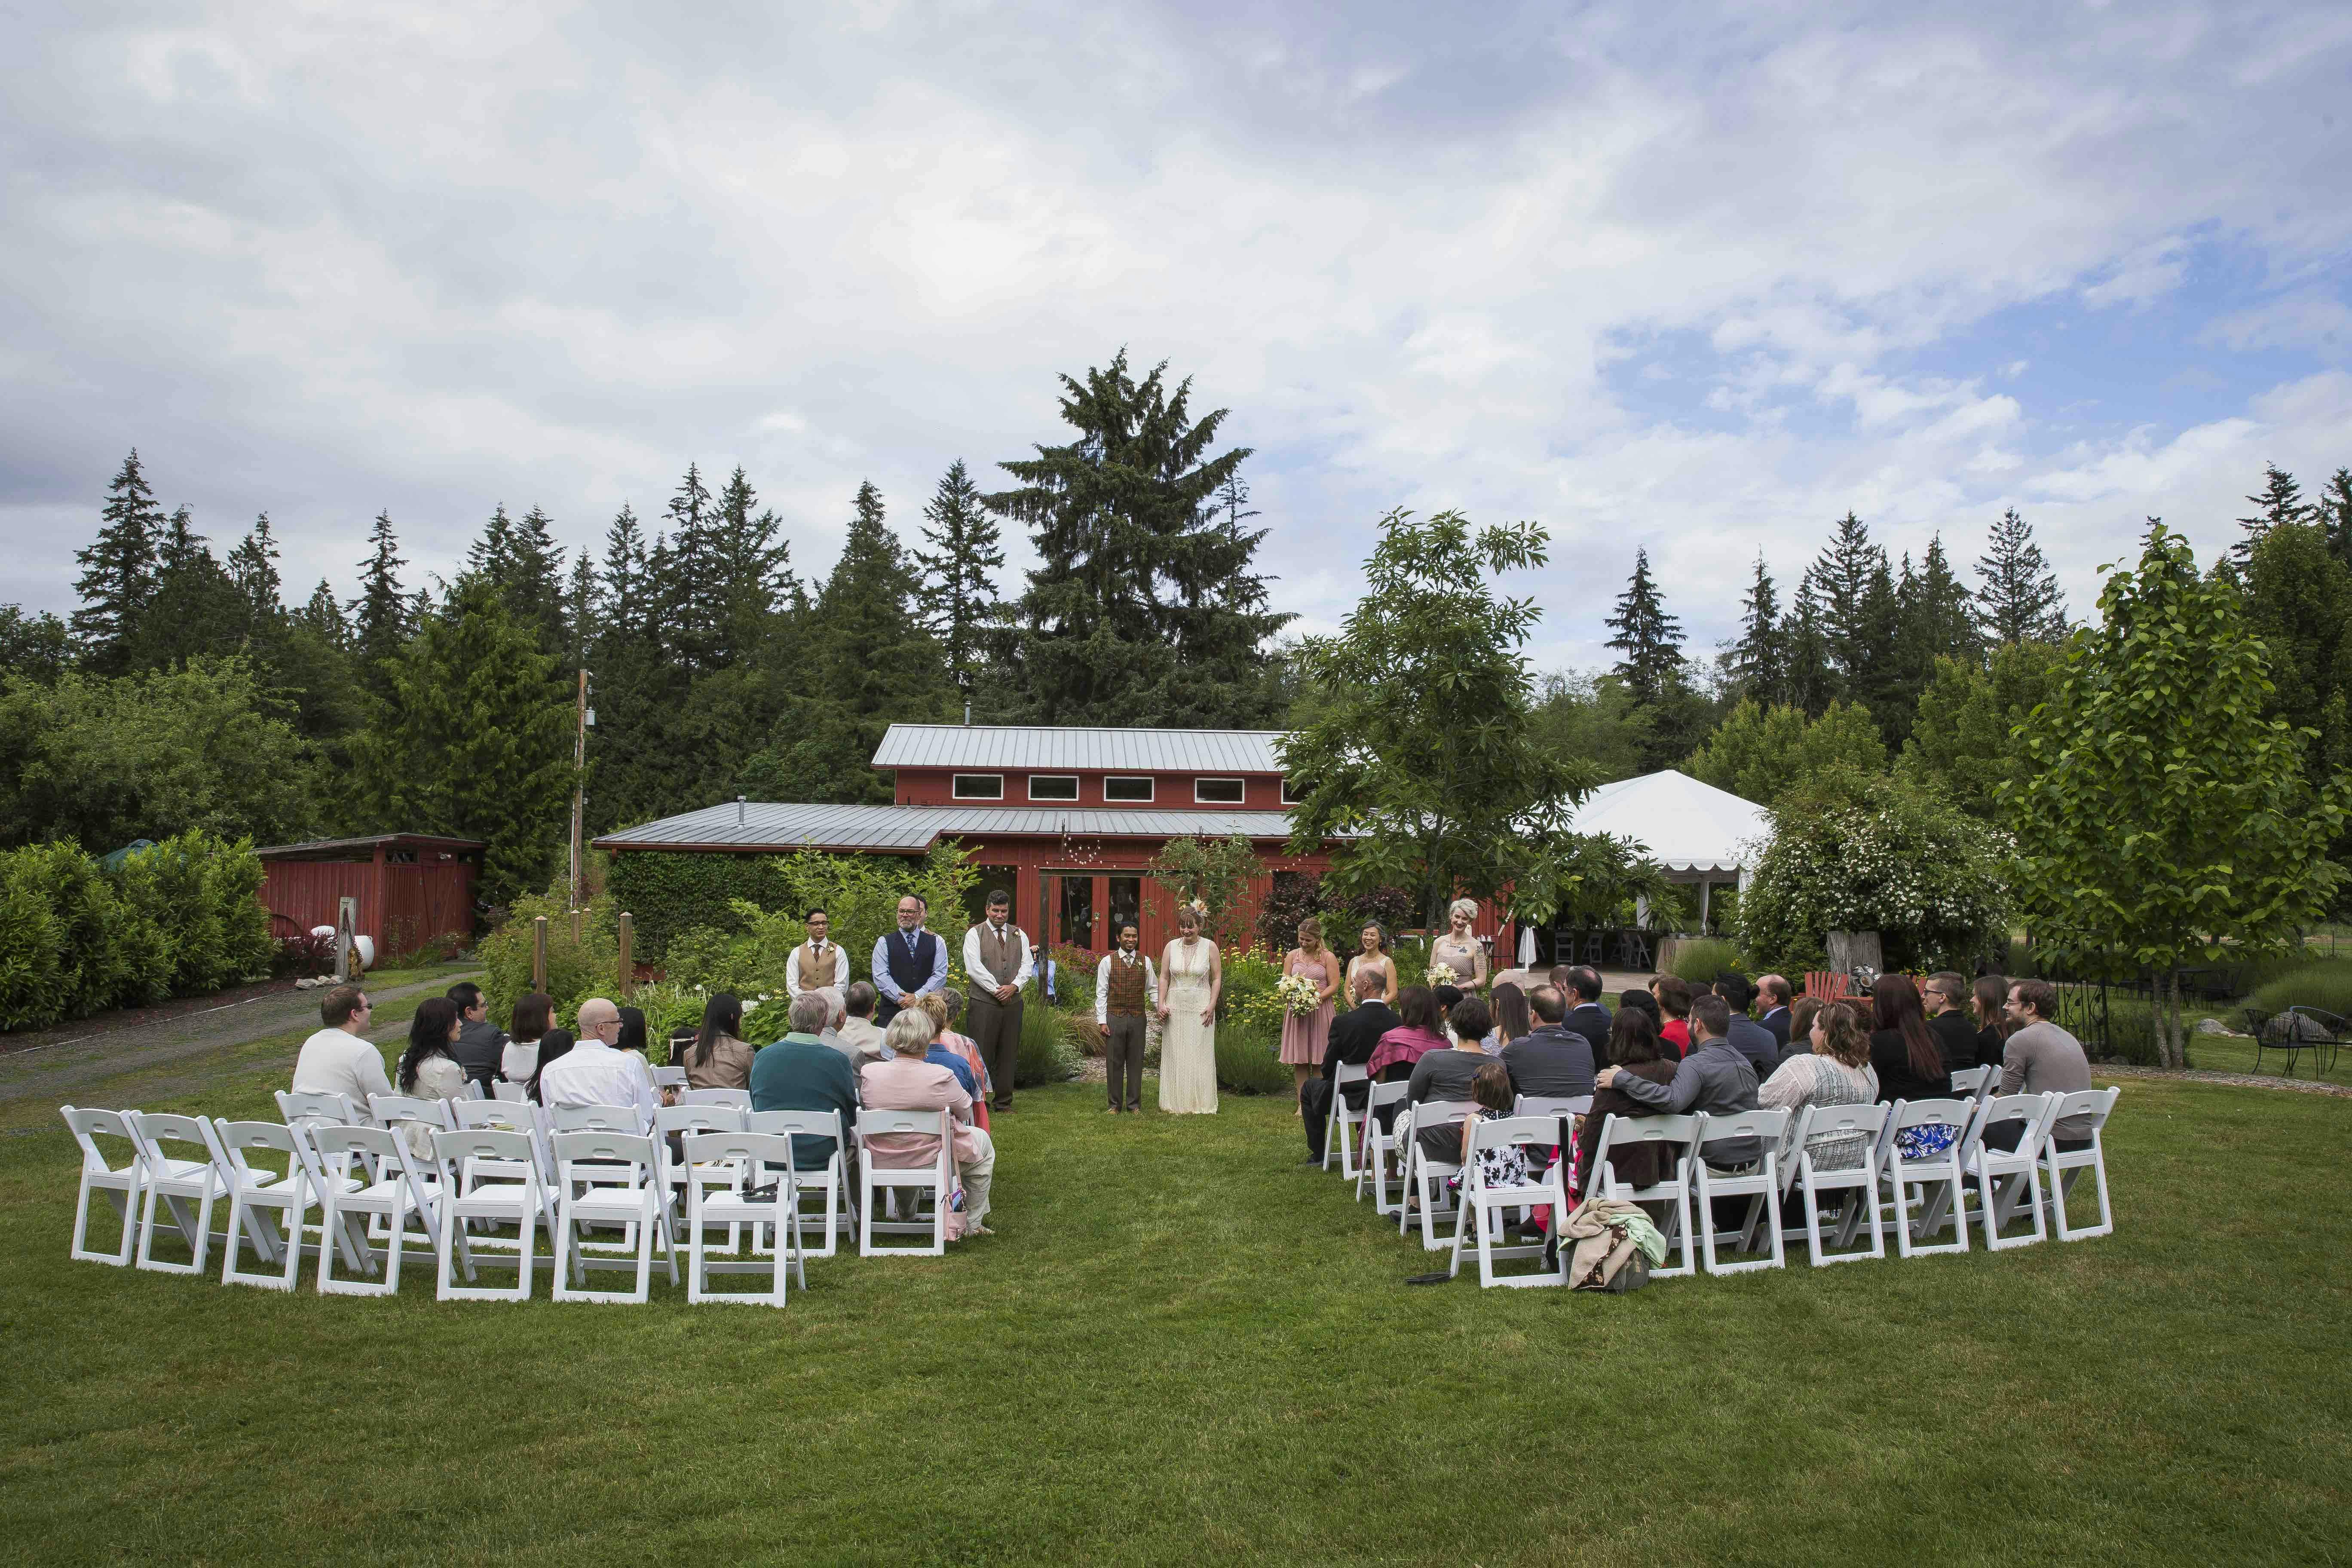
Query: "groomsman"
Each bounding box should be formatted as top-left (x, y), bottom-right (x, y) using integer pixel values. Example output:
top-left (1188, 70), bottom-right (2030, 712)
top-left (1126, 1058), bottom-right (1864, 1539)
top-left (785, 906), bottom-right (852, 1008)
top-left (962, 888), bottom-right (1033, 1112)
top-left (1094, 922), bottom-right (1157, 1114)
top-left (873, 895), bottom-right (948, 1026)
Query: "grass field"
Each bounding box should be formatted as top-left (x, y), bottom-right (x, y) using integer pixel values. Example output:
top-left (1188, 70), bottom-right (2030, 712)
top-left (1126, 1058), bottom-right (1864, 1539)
top-left (2, 1047), bottom-right (2347, 1565)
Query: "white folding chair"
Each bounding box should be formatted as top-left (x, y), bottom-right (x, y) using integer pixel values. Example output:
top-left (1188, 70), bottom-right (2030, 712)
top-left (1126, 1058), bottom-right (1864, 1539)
top-left (1588, 1112), bottom-right (1697, 1278)
top-left (211, 1119), bottom-right (312, 1291)
top-left (2041, 1087), bottom-right (2120, 1240)
top-left (462, 1080), bottom-right (487, 1101)
top-left (59, 1106), bottom-right (146, 1266)
top-left (748, 1109), bottom-right (854, 1259)
top-left (550, 1130), bottom-right (677, 1302)
top-left (125, 1111), bottom-right (228, 1275)
top-left (549, 1103), bottom-right (646, 1134)
top-left (368, 1093), bottom-right (458, 1135)
top-left (857, 1109), bottom-right (951, 1256)
top-left (1786, 1102), bottom-right (1893, 1266)
top-left (1690, 1109), bottom-right (1790, 1274)
top-left (1355, 1082), bottom-right (1411, 1213)
top-left (650, 1066), bottom-right (689, 1091)
top-left (278, 1089), bottom-right (372, 1128)
top-left (432, 1127), bottom-right (542, 1302)
top-left (491, 1081), bottom-right (528, 1103)
top-left (1446, 1115), bottom-right (1571, 1288)
top-left (677, 1087), bottom-right (750, 1109)
top-left (683, 1131), bottom-right (804, 1306)
top-left (1881, 1098), bottom-right (1974, 1258)
top-left (1949, 1065), bottom-right (1992, 1096)
top-left (1513, 1095), bottom-right (1593, 1119)
top-left (311, 1123), bottom-right (462, 1295)
top-left (1324, 1062), bottom-right (1369, 1176)
top-left (1960, 1093), bottom-right (2057, 1251)
top-left (272, 1094), bottom-right (374, 1276)
top-left (1400, 1099), bottom-right (1475, 1252)
top-left (658, 1103), bottom-right (750, 1251)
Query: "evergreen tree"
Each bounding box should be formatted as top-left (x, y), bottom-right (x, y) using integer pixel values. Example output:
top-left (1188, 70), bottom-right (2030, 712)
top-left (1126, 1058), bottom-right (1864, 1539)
top-left (349, 511), bottom-right (413, 701)
top-left (1727, 555), bottom-right (1784, 707)
top-left (1973, 506), bottom-right (2067, 642)
top-left (986, 350), bottom-right (1292, 726)
top-left (299, 579), bottom-right (346, 647)
top-left (2317, 467), bottom-right (2352, 570)
top-left (563, 550), bottom-right (595, 674)
top-left (654, 463), bottom-right (719, 670)
top-left (911, 458), bottom-right (1004, 701)
top-left (709, 466), bottom-right (797, 670)
top-left (1604, 547), bottom-right (1684, 707)
top-left (225, 515), bottom-right (284, 625)
top-left (467, 503), bottom-right (565, 656)
top-left (1780, 570), bottom-right (1840, 716)
top-left (135, 507), bottom-right (247, 670)
top-left (73, 449), bottom-right (167, 674)
top-left (1902, 534), bottom-right (1977, 670)
top-left (2233, 462), bottom-right (2314, 565)
top-left (581, 503), bottom-right (679, 832)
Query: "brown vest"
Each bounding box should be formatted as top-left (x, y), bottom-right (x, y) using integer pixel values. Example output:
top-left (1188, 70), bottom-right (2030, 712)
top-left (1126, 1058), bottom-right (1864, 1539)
top-left (798, 941), bottom-right (838, 988)
top-left (1106, 951), bottom-right (1148, 1016)
top-left (975, 921), bottom-right (1020, 984)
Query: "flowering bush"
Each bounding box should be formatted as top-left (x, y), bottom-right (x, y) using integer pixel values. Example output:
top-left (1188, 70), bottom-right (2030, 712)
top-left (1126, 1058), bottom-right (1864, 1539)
top-left (1736, 771), bottom-right (2011, 975)
top-left (1221, 947), bottom-right (1287, 1032)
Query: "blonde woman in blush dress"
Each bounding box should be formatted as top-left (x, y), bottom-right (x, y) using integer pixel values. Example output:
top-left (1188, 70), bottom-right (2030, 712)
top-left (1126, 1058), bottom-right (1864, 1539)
top-left (1280, 918), bottom-right (1341, 1114)
top-left (1428, 898), bottom-right (1489, 990)
top-left (1347, 923), bottom-right (1398, 1008)
top-left (1156, 904), bottom-right (1222, 1114)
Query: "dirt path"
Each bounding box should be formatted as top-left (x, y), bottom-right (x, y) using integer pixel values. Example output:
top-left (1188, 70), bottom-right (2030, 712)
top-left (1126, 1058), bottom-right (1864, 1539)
top-left (0, 970), bottom-right (479, 1109)
top-left (2091, 1063), bottom-right (2352, 1097)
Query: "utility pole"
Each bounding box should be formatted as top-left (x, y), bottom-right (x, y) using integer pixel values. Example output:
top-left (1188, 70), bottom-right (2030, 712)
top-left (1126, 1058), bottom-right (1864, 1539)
top-left (570, 668), bottom-right (590, 909)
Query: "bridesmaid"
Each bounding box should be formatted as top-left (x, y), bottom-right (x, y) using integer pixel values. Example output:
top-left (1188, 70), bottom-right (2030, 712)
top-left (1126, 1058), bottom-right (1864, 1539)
top-left (1429, 899), bottom-right (1490, 990)
top-left (1279, 918), bottom-right (1341, 1114)
top-left (1347, 922), bottom-right (1399, 1007)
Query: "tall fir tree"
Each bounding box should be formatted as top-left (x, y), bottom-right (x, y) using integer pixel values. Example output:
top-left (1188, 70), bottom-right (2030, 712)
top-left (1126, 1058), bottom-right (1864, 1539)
top-left (135, 506), bottom-right (247, 669)
top-left (349, 511), bottom-right (413, 701)
top-left (581, 502), bottom-right (679, 832)
top-left (1727, 554), bottom-right (1784, 707)
top-left (2233, 462), bottom-right (2313, 565)
top-left (1887, 534), bottom-right (1978, 741)
top-left (708, 465), bottom-right (797, 670)
top-left (299, 579), bottom-right (346, 648)
top-left (73, 449), bottom-right (167, 674)
top-left (563, 550), bottom-right (595, 674)
top-left (1973, 506), bottom-right (2067, 643)
top-left (1781, 569), bottom-right (1840, 716)
top-left (1604, 547), bottom-right (1685, 706)
top-left (654, 463), bottom-right (720, 671)
top-left (225, 514), bottom-right (283, 626)
top-left (985, 350), bottom-right (1292, 726)
top-left (2316, 466), bottom-right (2352, 570)
top-left (466, 503), bottom-right (565, 657)
top-left (911, 458), bottom-right (1004, 701)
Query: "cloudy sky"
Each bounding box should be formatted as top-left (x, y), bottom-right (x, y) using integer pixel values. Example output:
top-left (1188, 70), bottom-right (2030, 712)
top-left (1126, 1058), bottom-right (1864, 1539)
top-left (5, 0), bottom-right (2350, 670)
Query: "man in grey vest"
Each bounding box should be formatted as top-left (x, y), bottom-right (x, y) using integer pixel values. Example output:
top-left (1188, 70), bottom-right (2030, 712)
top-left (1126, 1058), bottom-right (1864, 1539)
top-left (962, 888), bottom-right (1033, 1112)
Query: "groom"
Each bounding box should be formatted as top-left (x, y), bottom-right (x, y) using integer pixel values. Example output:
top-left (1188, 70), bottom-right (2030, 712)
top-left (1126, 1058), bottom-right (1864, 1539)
top-left (962, 888), bottom-right (1033, 1112)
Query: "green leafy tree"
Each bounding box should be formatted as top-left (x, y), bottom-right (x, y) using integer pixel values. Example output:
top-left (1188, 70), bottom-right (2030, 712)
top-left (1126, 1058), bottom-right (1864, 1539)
top-left (2233, 462), bottom-right (2314, 567)
top-left (1605, 546), bottom-right (1684, 706)
top-left (1973, 506), bottom-right (2067, 643)
top-left (2008, 524), bottom-right (2347, 1067)
top-left (1683, 698), bottom-right (1885, 808)
top-left (1727, 555), bottom-right (1784, 707)
top-left (2239, 519), bottom-right (2352, 909)
top-left (73, 450), bottom-right (167, 674)
top-left (349, 511), bottom-right (413, 702)
top-left (1898, 640), bottom-right (2061, 821)
top-left (1281, 509), bottom-right (1598, 927)
top-left (911, 458), bottom-right (1004, 701)
top-left (987, 350), bottom-right (1292, 726)
top-left (0, 606), bottom-right (72, 683)
top-left (1148, 833), bottom-right (1267, 948)
top-left (1530, 671), bottom-right (1651, 782)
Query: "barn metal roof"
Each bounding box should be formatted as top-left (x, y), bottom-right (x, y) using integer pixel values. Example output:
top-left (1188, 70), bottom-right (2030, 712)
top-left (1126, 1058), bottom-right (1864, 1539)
top-left (870, 724), bottom-right (1289, 773)
top-left (592, 801), bottom-right (1323, 854)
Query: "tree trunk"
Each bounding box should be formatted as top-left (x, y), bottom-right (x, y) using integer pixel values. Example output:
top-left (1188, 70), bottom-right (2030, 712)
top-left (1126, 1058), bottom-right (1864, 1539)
top-left (2160, 966), bottom-right (2186, 1070)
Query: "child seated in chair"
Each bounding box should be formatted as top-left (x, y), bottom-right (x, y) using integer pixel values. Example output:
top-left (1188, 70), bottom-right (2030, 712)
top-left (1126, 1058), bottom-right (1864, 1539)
top-left (1452, 1061), bottom-right (1537, 1227)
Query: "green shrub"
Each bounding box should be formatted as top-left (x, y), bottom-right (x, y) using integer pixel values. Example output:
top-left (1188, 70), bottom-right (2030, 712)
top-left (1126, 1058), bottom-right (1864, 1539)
top-left (2250, 961), bottom-right (2352, 1021)
top-left (1221, 947), bottom-right (1287, 1033)
top-left (112, 831), bottom-right (271, 995)
top-left (1215, 1019), bottom-right (1293, 1095)
top-left (478, 887), bottom-right (620, 1024)
top-left (1668, 937), bottom-right (1743, 984)
top-left (1017, 1002), bottom-right (1081, 1088)
top-left (605, 840), bottom-right (976, 965)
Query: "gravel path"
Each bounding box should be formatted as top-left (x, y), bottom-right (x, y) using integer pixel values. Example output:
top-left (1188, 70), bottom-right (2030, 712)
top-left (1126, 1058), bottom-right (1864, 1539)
top-left (2092, 1063), bottom-right (2352, 1097)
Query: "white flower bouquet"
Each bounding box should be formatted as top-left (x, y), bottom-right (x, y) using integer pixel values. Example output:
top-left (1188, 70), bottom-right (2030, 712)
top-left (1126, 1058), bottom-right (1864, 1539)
top-left (1275, 974), bottom-right (1325, 1017)
top-left (1424, 963), bottom-right (1460, 987)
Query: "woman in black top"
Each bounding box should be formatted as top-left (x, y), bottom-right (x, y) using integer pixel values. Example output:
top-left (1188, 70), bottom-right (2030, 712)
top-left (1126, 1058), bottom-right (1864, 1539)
top-left (1406, 996), bottom-right (1495, 1161)
top-left (1871, 976), bottom-right (1957, 1159)
top-left (1971, 974), bottom-right (2018, 1070)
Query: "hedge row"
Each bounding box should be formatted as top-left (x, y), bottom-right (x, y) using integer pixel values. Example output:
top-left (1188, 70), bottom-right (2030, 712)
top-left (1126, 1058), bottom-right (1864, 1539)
top-left (0, 831), bottom-right (273, 1032)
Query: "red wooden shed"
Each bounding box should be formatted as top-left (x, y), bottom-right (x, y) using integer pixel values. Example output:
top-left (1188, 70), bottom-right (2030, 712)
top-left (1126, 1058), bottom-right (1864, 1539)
top-left (254, 833), bottom-right (485, 954)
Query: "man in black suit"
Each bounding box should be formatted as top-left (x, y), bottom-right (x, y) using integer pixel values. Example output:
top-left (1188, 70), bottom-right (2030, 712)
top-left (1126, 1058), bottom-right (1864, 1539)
top-left (1554, 965), bottom-right (1613, 1069)
top-left (1301, 969), bottom-right (1398, 1165)
top-left (1502, 985), bottom-right (1597, 1097)
top-left (1756, 974), bottom-right (1794, 1054)
top-left (1713, 972), bottom-right (1779, 1077)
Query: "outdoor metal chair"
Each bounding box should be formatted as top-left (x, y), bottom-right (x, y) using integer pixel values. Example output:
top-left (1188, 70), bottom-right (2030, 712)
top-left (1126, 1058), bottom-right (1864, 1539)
top-left (2253, 1007), bottom-right (2342, 1077)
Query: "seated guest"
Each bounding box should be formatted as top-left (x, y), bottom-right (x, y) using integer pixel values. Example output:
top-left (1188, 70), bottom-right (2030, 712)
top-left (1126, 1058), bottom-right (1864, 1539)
top-left (1759, 999), bottom-right (1879, 1170)
top-left (749, 992), bottom-right (863, 1170)
top-left (525, 1027), bottom-right (575, 1105)
top-left (1785, 995), bottom-right (1824, 1066)
top-left (1650, 975), bottom-right (1693, 1057)
top-left (682, 991), bottom-right (756, 1092)
top-left (1491, 983), bottom-right (1533, 1050)
top-left (1432, 983), bottom-right (1465, 1028)
top-left (1406, 997), bottom-right (1496, 1162)
top-left (397, 997), bottom-right (470, 1101)
top-left (1870, 974), bottom-right (1957, 1160)
top-left (1755, 975), bottom-right (1794, 1051)
top-left (1572, 1008), bottom-right (1677, 1200)
top-left (1301, 968), bottom-right (1398, 1164)
top-left (615, 1004), bottom-right (650, 1056)
top-left (1368, 986), bottom-right (1449, 1081)
top-left (1618, 987), bottom-right (1660, 1029)
top-left (502, 992), bottom-right (553, 1084)
top-left (1501, 984), bottom-right (1596, 1098)
top-left (1596, 994), bottom-right (1763, 1169)
top-left (1559, 967), bottom-right (1613, 1066)
top-left (1713, 973), bottom-right (1779, 1077)
top-left (833, 981), bottom-right (888, 1061)
top-left (445, 981), bottom-right (508, 1089)
top-left (1989, 978), bottom-right (2098, 1151)
top-left (537, 997), bottom-right (659, 1130)
top-left (859, 1010), bottom-right (997, 1239)
top-left (291, 985), bottom-right (390, 1109)
top-left (1455, 1060), bottom-right (1535, 1225)
top-left (916, 991), bottom-right (992, 1130)
top-left (1971, 974), bottom-right (2018, 1070)
top-left (1923, 972), bottom-right (1979, 1078)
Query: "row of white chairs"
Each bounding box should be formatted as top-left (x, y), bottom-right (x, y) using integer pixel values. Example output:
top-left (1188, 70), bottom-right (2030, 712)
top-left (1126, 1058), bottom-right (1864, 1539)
top-left (1317, 1060), bottom-right (2119, 1288)
top-left (59, 1091), bottom-right (971, 1307)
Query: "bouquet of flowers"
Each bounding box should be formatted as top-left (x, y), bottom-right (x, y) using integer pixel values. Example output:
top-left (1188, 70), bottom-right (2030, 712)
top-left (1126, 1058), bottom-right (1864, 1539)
top-left (1275, 973), bottom-right (1325, 1017)
top-left (1425, 964), bottom-right (1460, 987)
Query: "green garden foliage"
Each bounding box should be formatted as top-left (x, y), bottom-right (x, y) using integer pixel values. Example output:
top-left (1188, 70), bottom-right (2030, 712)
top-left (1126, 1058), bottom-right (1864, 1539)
top-left (2250, 960), bottom-right (2352, 1021)
top-left (2009, 524), bottom-right (2349, 1067)
top-left (1015, 1000), bottom-right (1082, 1088)
top-left (1148, 833), bottom-right (1265, 948)
top-left (604, 851), bottom-right (795, 965)
top-left (109, 831), bottom-right (272, 998)
top-left (1683, 697), bottom-right (1885, 810)
top-left (1899, 640), bottom-right (2061, 821)
top-left (1667, 937), bottom-right (1743, 984)
top-left (1251, 870), bottom-right (1414, 958)
top-left (1215, 1018), bottom-right (1293, 1095)
top-left (475, 887), bottom-right (619, 1024)
top-left (1737, 770), bottom-right (2010, 976)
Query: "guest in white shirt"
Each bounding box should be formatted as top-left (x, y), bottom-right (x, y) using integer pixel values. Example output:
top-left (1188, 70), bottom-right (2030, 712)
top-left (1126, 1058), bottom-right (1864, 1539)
top-left (502, 991), bottom-right (553, 1084)
top-left (291, 985), bottom-right (390, 1110)
top-left (535, 996), bottom-right (661, 1130)
top-left (785, 907), bottom-right (853, 1010)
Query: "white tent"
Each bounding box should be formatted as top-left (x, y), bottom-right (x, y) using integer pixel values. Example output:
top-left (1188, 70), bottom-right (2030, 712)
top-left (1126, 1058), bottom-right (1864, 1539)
top-left (1565, 769), bottom-right (1773, 928)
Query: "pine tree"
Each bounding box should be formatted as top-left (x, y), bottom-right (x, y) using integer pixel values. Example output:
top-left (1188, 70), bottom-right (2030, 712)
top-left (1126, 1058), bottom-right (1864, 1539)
top-left (2234, 462), bottom-right (2314, 565)
top-left (1727, 554), bottom-right (1783, 707)
top-left (1973, 506), bottom-right (2068, 643)
top-left (652, 463), bottom-right (720, 671)
top-left (135, 506), bottom-right (248, 669)
top-left (299, 579), bottom-right (346, 648)
top-left (709, 465), bottom-right (796, 670)
top-left (581, 504), bottom-right (689, 833)
top-left (225, 514), bottom-right (284, 625)
top-left (73, 449), bottom-right (168, 674)
top-left (1605, 547), bottom-right (1685, 706)
top-left (910, 458), bottom-right (1004, 700)
top-left (2316, 467), bottom-right (2352, 570)
top-left (1781, 569), bottom-right (1840, 716)
top-left (986, 350), bottom-right (1292, 726)
top-left (563, 550), bottom-right (594, 674)
top-left (349, 511), bottom-right (413, 701)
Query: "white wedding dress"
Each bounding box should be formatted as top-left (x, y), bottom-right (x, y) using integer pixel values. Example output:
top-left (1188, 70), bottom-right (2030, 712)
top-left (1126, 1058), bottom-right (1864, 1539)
top-left (1158, 937), bottom-right (1219, 1114)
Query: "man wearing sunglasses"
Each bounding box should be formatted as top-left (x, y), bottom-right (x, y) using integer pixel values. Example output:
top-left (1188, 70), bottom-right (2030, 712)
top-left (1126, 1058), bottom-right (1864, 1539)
top-left (291, 984), bottom-right (391, 1108)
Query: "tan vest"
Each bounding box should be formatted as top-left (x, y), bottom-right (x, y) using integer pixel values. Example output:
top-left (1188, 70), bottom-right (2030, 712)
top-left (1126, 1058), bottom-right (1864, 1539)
top-left (1106, 951), bottom-right (1149, 1016)
top-left (975, 921), bottom-right (1020, 984)
top-left (798, 941), bottom-right (838, 989)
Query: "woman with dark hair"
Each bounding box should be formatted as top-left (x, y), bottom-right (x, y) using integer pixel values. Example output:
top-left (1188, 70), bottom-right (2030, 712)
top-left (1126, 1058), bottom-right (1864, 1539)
top-left (527, 1027), bottom-right (576, 1106)
top-left (1490, 982), bottom-right (1533, 1050)
top-left (1573, 1006), bottom-right (1677, 1201)
top-left (615, 1005), bottom-right (649, 1055)
top-left (1605, 1003), bottom-right (1659, 1066)
top-left (502, 992), bottom-right (553, 1083)
top-left (1650, 975), bottom-right (1693, 1058)
top-left (398, 997), bottom-right (468, 1099)
top-left (1971, 974), bottom-right (2018, 1070)
top-left (1871, 975), bottom-right (1957, 1159)
top-left (1404, 996), bottom-right (1498, 1162)
top-left (1619, 987), bottom-right (1660, 1025)
top-left (1368, 986), bottom-right (1448, 1081)
top-left (1347, 923), bottom-right (1398, 1008)
top-left (684, 991), bottom-right (754, 1091)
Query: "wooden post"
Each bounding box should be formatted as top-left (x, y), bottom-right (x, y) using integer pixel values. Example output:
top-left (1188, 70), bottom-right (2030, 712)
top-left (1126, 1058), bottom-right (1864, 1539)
top-left (335, 896), bottom-right (358, 983)
top-left (616, 912), bottom-right (634, 998)
top-left (532, 916), bottom-right (548, 989)
top-left (571, 906), bottom-right (583, 944)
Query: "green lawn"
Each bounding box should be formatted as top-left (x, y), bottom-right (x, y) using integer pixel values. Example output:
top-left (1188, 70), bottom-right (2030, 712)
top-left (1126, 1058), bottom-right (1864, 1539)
top-left (2, 1053), bottom-right (2346, 1565)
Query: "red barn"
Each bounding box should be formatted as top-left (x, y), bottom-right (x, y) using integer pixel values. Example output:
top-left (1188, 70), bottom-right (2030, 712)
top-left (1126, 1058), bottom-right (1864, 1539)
top-left (255, 833), bottom-right (485, 954)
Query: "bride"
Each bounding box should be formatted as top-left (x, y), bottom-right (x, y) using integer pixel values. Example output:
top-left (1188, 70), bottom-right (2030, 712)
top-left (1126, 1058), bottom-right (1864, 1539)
top-left (1155, 903), bottom-right (1221, 1114)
